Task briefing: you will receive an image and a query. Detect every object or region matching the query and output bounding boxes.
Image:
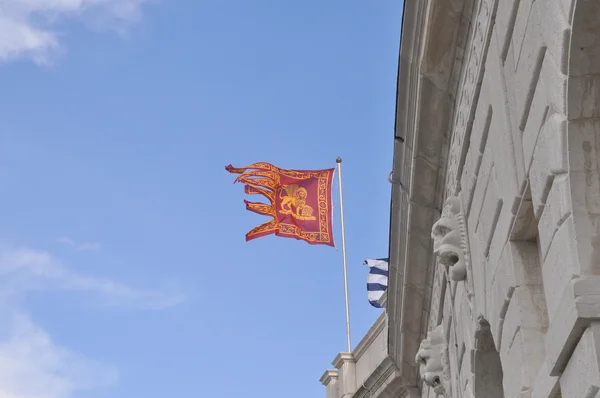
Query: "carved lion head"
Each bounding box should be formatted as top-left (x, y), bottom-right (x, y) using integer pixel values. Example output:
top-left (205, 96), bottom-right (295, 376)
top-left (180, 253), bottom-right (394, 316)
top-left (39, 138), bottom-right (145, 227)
top-left (431, 196), bottom-right (467, 281)
top-left (415, 325), bottom-right (448, 395)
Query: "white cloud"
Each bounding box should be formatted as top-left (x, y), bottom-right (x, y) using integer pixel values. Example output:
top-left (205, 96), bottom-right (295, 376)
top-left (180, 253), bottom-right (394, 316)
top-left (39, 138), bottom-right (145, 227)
top-left (0, 247), bottom-right (184, 309)
top-left (56, 236), bottom-right (102, 252)
top-left (0, 246), bottom-right (183, 397)
top-left (0, 0), bottom-right (149, 64)
top-left (76, 242), bottom-right (102, 251)
top-left (0, 313), bottom-right (118, 398)
top-left (56, 236), bottom-right (75, 246)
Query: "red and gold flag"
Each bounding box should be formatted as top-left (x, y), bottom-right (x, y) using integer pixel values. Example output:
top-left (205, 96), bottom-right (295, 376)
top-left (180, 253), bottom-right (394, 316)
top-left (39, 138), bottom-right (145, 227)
top-left (225, 162), bottom-right (335, 246)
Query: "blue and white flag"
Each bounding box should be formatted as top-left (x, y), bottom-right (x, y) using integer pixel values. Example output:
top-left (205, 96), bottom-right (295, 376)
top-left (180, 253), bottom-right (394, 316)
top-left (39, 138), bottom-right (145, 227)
top-left (365, 258), bottom-right (389, 308)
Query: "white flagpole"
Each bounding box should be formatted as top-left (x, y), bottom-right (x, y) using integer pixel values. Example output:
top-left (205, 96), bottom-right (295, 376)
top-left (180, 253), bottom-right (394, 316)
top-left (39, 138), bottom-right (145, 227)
top-left (336, 157), bottom-right (352, 353)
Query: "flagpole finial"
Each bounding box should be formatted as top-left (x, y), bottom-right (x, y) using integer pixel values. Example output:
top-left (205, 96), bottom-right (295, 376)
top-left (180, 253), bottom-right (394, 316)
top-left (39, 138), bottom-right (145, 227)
top-left (336, 157), bottom-right (342, 164)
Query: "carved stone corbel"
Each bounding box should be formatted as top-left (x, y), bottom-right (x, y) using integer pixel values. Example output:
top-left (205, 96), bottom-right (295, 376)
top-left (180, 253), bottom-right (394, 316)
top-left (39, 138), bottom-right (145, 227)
top-left (431, 196), bottom-right (469, 282)
top-left (415, 324), bottom-right (451, 396)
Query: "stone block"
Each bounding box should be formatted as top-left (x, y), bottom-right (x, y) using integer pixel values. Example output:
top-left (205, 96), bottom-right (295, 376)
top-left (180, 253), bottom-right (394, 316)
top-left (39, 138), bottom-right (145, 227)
top-left (507, 241), bottom-right (543, 287)
top-left (411, 156), bottom-right (440, 208)
top-left (401, 329), bottom-right (421, 383)
top-left (568, 118), bottom-right (600, 173)
top-left (417, 77), bottom-right (450, 145)
top-left (461, 89), bottom-right (491, 215)
top-left (510, 286), bottom-right (548, 386)
top-left (402, 141), bottom-right (413, 189)
top-left (569, 0), bottom-right (600, 77)
top-left (544, 276), bottom-right (600, 375)
top-left (570, 169), bottom-right (600, 222)
top-left (333, 353), bottom-right (357, 397)
top-left (521, 327), bottom-right (547, 386)
top-left (500, 327), bottom-right (528, 398)
top-left (404, 232), bottom-right (433, 291)
top-left (461, 147), bottom-right (479, 217)
top-left (428, 266), bottom-right (446, 328)
top-left (488, 284), bottom-right (507, 351)
top-left (509, 187), bottom-right (539, 241)
top-left (469, 81), bottom-right (492, 157)
top-left (494, 0), bottom-right (518, 60)
top-left (560, 0), bottom-right (575, 22)
top-left (568, 74), bottom-right (600, 120)
top-left (487, 205), bottom-right (514, 281)
top-left (443, 287), bottom-right (453, 338)
top-left (460, 298), bottom-right (474, 349)
top-left (539, 53), bottom-right (567, 115)
top-left (510, 0), bottom-right (536, 69)
top-left (545, 113), bottom-right (568, 174)
top-left (513, 5), bottom-right (545, 130)
top-left (542, 217), bottom-right (579, 321)
top-left (501, 293), bottom-right (520, 355)
top-left (475, 169), bottom-right (502, 258)
top-left (530, 360), bottom-right (561, 398)
top-left (512, 285), bottom-right (548, 332)
top-left (469, 232), bottom-right (487, 318)
top-left (491, 243), bottom-right (549, 384)
top-left (486, 36), bottom-right (525, 200)
top-left (502, 40), bottom-right (519, 131)
top-left (528, 125), bottom-right (553, 218)
top-left (522, 78), bottom-right (549, 172)
top-left (468, 140), bottom-right (494, 235)
top-left (489, 113), bottom-right (520, 204)
top-left (560, 322), bottom-right (600, 397)
top-left (320, 370), bottom-right (339, 398)
top-left (403, 284), bottom-right (425, 336)
top-left (489, 248), bottom-right (516, 351)
top-left (537, 174), bottom-right (572, 260)
top-left (447, 329), bottom-right (460, 398)
top-left (570, 173), bottom-right (600, 276)
top-left (459, 344), bottom-right (471, 389)
top-left (536, 0), bottom-right (570, 73)
top-left (528, 113), bottom-right (568, 219)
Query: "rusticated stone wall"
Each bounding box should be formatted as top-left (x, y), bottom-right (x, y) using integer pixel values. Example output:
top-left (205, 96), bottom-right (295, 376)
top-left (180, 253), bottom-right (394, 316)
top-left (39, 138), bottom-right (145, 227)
top-left (418, 0), bottom-right (600, 397)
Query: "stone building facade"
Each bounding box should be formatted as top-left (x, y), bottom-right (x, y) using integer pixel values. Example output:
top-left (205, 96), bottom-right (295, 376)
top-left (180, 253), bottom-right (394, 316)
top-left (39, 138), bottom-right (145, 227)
top-left (321, 0), bottom-right (600, 396)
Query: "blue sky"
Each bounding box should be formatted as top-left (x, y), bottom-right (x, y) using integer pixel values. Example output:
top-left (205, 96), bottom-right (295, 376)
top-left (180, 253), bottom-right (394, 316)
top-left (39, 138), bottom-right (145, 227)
top-left (0, 1), bottom-right (403, 397)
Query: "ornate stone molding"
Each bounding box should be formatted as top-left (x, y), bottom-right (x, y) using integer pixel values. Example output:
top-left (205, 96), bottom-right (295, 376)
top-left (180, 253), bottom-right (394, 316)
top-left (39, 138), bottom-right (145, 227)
top-left (352, 313), bottom-right (387, 361)
top-left (415, 324), bottom-right (451, 396)
top-left (445, 0), bottom-right (497, 198)
top-left (387, 0), bottom-right (477, 389)
top-left (320, 369), bottom-right (339, 386)
top-left (431, 196), bottom-right (470, 282)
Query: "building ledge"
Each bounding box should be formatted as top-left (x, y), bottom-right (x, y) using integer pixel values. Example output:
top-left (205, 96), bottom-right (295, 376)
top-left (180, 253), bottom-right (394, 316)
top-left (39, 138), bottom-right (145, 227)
top-left (378, 291), bottom-right (388, 308)
top-left (353, 312), bottom-right (387, 361)
top-left (320, 369), bottom-right (339, 386)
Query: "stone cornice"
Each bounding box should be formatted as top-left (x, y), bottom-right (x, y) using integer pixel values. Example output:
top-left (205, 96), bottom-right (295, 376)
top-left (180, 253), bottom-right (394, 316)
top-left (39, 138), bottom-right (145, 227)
top-left (378, 290), bottom-right (388, 308)
top-left (353, 312), bottom-right (387, 361)
top-left (388, 0), bottom-right (475, 391)
top-left (351, 356), bottom-right (397, 398)
top-left (319, 369), bottom-right (339, 386)
top-left (444, 0), bottom-right (498, 198)
top-left (332, 352), bottom-right (355, 369)
top-left (352, 356), bottom-right (422, 398)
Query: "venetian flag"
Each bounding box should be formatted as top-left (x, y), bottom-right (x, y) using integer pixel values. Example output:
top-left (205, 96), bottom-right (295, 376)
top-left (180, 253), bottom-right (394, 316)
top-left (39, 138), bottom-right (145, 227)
top-left (226, 162), bottom-right (335, 246)
top-left (365, 258), bottom-right (389, 308)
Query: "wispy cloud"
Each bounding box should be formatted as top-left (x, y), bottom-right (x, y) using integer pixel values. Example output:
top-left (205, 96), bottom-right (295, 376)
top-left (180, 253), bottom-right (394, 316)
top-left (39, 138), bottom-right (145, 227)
top-left (0, 312), bottom-right (118, 398)
top-left (0, 0), bottom-right (149, 64)
top-left (0, 247), bottom-right (184, 309)
top-left (77, 242), bottom-right (102, 251)
top-left (0, 245), bottom-right (183, 397)
top-left (56, 236), bottom-right (102, 252)
top-left (56, 236), bottom-right (75, 246)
